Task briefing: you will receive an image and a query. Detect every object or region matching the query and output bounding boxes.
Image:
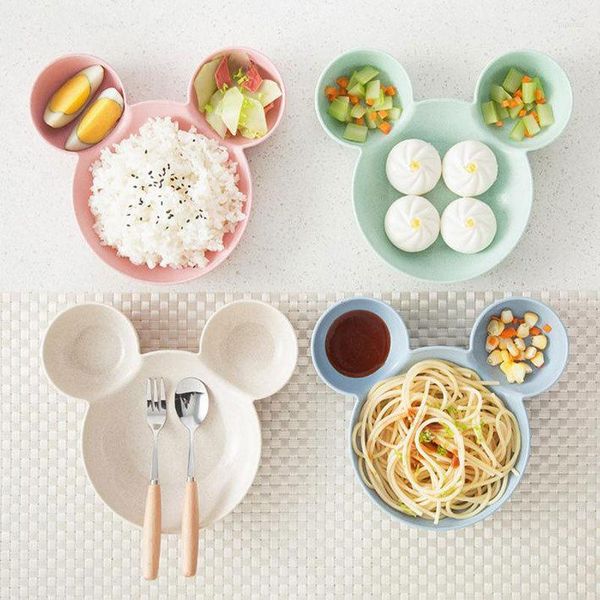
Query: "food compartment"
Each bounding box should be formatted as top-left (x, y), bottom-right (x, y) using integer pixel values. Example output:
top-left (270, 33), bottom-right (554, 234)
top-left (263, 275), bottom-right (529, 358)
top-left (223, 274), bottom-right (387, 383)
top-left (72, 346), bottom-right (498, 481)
top-left (30, 53), bottom-right (126, 152)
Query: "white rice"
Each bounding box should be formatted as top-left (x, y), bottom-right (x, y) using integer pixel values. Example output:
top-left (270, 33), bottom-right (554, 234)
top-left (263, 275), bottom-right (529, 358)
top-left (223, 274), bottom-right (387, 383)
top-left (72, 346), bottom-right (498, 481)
top-left (89, 117), bottom-right (246, 269)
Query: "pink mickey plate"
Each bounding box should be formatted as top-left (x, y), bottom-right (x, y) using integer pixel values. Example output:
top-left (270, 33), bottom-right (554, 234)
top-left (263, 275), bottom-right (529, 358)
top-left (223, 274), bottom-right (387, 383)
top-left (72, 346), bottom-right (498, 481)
top-left (30, 48), bottom-right (285, 284)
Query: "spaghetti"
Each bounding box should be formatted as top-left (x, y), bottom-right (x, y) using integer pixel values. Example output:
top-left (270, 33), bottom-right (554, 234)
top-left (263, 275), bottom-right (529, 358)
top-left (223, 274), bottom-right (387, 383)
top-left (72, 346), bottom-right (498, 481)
top-left (352, 359), bottom-right (520, 522)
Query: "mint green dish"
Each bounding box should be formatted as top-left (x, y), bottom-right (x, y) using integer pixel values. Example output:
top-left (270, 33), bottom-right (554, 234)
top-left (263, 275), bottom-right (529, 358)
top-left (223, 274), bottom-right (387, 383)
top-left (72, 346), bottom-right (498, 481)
top-left (315, 49), bottom-right (573, 282)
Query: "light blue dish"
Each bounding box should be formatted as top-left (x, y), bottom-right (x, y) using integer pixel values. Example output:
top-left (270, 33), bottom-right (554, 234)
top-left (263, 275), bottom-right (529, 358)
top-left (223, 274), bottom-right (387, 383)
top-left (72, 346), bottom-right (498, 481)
top-left (315, 49), bottom-right (573, 282)
top-left (311, 296), bottom-right (569, 530)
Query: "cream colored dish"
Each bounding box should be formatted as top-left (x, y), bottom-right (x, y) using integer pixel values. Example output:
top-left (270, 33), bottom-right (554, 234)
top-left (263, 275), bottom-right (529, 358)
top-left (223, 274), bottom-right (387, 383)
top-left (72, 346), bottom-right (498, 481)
top-left (41, 300), bottom-right (298, 532)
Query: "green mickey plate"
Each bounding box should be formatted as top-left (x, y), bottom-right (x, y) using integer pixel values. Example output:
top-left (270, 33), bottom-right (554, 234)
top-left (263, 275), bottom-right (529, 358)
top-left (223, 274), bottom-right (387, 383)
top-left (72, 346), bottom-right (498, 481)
top-left (315, 49), bottom-right (573, 282)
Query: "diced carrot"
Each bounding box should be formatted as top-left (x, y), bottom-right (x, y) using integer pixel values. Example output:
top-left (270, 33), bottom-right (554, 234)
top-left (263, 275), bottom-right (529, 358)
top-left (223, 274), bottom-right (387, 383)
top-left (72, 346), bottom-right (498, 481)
top-left (543, 324), bottom-right (552, 333)
top-left (509, 99), bottom-right (519, 108)
top-left (536, 98), bottom-right (546, 105)
top-left (514, 89), bottom-right (522, 98)
top-left (368, 111), bottom-right (377, 119)
top-left (325, 86), bottom-right (338, 99)
top-left (535, 89), bottom-right (544, 102)
top-left (530, 326), bottom-right (541, 335)
top-left (378, 122), bottom-right (392, 134)
top-left (349, 95), bottom-right (359, 104)
top-left (385, 85), bottom-right (396, 96)
top-left (377, 110), bottom-right (389, 119)
top-left (522, 75), bottom-right (532, 83)
top-left (336, 76), bottom-right (349, 88)
top-left (524, 131), bottom-right (533, 137)
top-left (451, 454), bottom-right (460, 468)
top-left (365, 98), bottom-right (374, 106)
top-left (517, 109), bottom-right (525, 117)
top-left (495, 121), bottom-right (504, 127)
top-left (338, 87), bottom-right (347, 96)
top-left (500, 327), bottom-right (518, 339)
top-left (501, 100), bottom-right (510, 108)
top-left (355, 117), bottom-right (365, 125)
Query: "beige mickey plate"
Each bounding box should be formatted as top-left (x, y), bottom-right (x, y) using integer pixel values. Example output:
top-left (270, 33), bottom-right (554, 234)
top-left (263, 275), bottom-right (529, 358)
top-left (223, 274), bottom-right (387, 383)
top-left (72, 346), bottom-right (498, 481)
top-left (41, 300), bottom-right (298, 532)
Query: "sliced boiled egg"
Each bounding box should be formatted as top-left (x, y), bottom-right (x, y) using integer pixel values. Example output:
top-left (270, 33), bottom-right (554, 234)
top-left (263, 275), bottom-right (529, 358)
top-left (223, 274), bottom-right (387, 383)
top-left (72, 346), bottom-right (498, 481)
top-left (65, 87), bottom-right (124, 151)
top-left (43, 65), bottom-right (105, 128)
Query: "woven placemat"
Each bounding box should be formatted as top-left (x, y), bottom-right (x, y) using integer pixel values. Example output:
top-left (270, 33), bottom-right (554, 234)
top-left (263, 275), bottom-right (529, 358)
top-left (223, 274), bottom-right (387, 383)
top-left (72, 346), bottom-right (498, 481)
top-left (0, 291), bottom-right (597, 599)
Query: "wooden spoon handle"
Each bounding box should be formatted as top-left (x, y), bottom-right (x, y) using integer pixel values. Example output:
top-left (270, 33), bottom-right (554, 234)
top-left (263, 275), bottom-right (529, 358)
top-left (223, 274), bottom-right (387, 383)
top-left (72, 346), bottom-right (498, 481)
top-left (181, 479), bottom-right (199, 576)
top-left (142, 483), bottom-right (161, 580)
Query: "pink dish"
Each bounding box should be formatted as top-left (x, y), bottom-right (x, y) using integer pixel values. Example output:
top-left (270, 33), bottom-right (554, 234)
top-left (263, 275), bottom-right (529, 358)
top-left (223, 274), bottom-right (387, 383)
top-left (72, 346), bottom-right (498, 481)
top-left (30, 48), bottom-right (286, 284)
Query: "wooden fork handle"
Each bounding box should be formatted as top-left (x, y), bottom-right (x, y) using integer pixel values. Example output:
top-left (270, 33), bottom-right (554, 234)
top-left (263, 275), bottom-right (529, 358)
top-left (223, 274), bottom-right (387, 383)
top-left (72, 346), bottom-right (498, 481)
top-left (142, 482), bottom-right (161, 580)
top-left (181, 479), bottom-right (199, 576)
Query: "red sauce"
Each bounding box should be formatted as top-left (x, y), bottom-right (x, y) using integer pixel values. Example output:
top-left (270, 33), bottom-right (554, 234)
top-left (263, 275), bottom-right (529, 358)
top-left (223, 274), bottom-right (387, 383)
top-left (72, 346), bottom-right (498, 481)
top-left (325, 310), bottom-right (390, 378)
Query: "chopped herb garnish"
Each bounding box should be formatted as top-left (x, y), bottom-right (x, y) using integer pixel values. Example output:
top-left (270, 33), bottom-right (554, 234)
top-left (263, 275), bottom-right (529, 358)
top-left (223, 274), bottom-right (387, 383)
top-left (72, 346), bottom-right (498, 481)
top-left (419, 429), bottom-right (433, 443)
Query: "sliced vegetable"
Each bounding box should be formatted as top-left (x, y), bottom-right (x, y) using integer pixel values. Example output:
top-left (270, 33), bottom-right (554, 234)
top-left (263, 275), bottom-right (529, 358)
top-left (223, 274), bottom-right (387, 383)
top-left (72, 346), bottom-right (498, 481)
top-left (502, 67), bottom-right (524, 93)
top-left (214, 55), bottom-right (232, 90)
top-left (355, 65), bottom-right (379, 85)
top-left (365, 80), bottom-right (381, 104)
top-left (537, 103), bottom-right (555, 127)
top-left (491, 84), bottom-right (512, 104)
top-left (522, 81), bottom-right (537, 104)
top-left (522, 113), bottom-right (540, 136)
top-left (194, 57), bottom-right (221, 113)
top-left (328, 96), bottom-right (350, 122)
top-left (350, 103), bottom-right (366, 119)
top-left (343, 123), bottom-right (368, 143)
top-left (220, 87), bottom-right (245, 135)
top-left (509, 119), bottom-right (526, 141)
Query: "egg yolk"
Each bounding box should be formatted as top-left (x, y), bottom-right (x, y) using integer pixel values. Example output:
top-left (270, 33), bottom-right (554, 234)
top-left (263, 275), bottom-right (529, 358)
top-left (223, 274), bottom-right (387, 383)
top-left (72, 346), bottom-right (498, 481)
top-left (465, 217), bottom-right (476, 228)
top-left (76, 98), bottom-right (123, 144)
top-left (48, 74), bottom-right (91, 115)
top-left (465, 162), bottom-right (478, 173)
top-left (410, 217), bottom-right (421, 230)
top-left (409, 160), bottom-right (421, 171)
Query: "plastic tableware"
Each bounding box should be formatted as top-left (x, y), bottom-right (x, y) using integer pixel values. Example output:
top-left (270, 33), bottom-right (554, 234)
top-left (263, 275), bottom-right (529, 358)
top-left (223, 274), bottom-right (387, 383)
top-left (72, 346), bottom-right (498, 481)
top-left (41, 300), bottom-right (298, 533)
top-left (311, 296), bottom-right (568, 530)
top-left (30, 48), bottom-right (285, 284)
top-left (315, 49), bottom-right (572, 282)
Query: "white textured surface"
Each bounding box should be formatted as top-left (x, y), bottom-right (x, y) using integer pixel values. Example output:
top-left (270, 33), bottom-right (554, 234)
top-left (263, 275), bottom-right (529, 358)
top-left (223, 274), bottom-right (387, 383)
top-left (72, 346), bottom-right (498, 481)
top-left (1, 291), bottom-right (598, 599)
top-left (2, 0), bottom-right (600, 290)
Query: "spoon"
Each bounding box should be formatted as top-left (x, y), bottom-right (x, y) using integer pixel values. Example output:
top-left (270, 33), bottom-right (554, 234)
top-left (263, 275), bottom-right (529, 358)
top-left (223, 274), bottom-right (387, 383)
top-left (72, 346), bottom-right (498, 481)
top-left (174, 377), bottom-right (210, 577)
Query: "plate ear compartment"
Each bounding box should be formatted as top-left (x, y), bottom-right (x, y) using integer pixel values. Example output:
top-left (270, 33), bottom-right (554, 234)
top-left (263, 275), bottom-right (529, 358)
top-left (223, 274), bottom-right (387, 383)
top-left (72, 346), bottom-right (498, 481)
top-left (41, 303), bottom-right (141, 401)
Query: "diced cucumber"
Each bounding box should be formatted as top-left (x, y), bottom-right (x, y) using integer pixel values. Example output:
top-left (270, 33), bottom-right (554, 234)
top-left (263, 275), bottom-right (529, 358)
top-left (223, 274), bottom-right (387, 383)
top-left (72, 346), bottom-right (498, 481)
top-left (532, 76), bottom-right (545, 100)
top-left (502, 67), bottom-right (524, 93)
top-left (347, 83), bottom-right (365, 98)
top-left (328, 96), bottom-right (350, 122)
top-left (508, 101), bottom-right (524, 120)
top-left (490, 84), bottom-right (512, 104)
top-left (537, 103), bottom-right (554, 127)
top-left (365, 110), bottom-right (378, 129)
top-left (365, 80), bottom-right (381, 103)
top-left (494, 101), bottom-right (509, 120)
top-left (509, 119), bottom-right (526, 141)
top-left (355, 66), bottom-right (379, 85)
top-left (373, 96), bottom-right (393, 111)
top-left (481, 100), bottom-right (499, 125)
top-left (347, 71), bottom-right (358, 90)
top-left (522, 81), bottom-right (536, 104)
top-left (522, 113), bottom-right (540, 136)
top-left (350, 103), bottom-right (366, 119)
top-left (388, 107), bottom-right (402, 121)
top-left (343, 123), bottom-right (368, 143)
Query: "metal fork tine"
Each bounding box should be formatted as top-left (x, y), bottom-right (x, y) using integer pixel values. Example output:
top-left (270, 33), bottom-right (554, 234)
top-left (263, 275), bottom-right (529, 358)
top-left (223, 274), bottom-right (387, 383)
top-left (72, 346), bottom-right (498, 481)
top-left (146, 378), bottom-right (153, 411)
top-left (159, 377), bottom-right (167, 412)
top-left (152, 378), bottom-right (159, 411)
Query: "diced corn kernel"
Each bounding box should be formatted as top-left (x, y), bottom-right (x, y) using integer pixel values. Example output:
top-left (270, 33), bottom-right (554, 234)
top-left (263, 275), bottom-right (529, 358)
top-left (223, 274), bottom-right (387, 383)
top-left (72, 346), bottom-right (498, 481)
top-left (531, 351), bottom-right (545, 368)
top-left (500, 360), bottom-right (515, 383)
top-left (514, 338), bottom-right (526, 351)
top-left (515, 351), bottom-right (525, 361)
top-left (523, 363), bottom-right (533, 374)
top-left (486, 336), bottom-right (499, 352)
top-left (531, 334), bottom-right (547, 350)
top-left (506, 339), bottom-right (519, 357)
top-left (524, 346), bottom-right (537, 359)
top-left (498, 338), bottom-right (508, 350)
top-left (487, 318), bottom-right (505, 336)
top-left (523, 311), bottom-right (539, 327)
top-left (512, 362), bottom-right (527, 384)
top-left (500, 350), bottom-right (510, 363)
top-left (487, 349), bottom-right (503, 366)
top-left (517, 323), bottom-right (530, 338)
top-left (500, 309), bottom-right (513, 324)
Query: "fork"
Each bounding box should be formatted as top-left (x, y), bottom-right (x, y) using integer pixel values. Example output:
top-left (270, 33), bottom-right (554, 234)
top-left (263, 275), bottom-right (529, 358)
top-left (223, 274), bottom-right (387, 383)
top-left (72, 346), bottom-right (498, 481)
top-left (142, 377), bottom-right (167, 580)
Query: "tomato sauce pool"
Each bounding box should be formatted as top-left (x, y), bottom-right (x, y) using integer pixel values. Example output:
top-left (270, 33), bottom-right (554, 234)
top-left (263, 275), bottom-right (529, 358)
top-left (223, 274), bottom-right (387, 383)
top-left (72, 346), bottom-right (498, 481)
top-left (325, 310), bottom-right (391, 378)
